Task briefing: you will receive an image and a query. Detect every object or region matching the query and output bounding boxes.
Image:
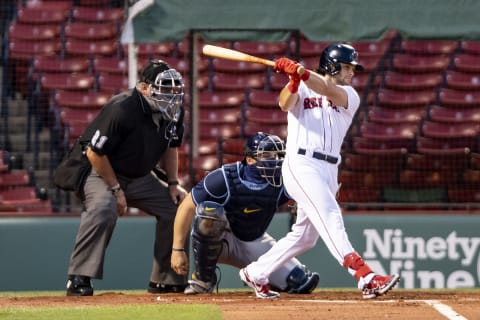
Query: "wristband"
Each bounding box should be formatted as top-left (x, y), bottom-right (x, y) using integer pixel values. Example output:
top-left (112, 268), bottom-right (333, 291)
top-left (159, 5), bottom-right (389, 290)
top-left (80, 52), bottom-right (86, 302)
top-left (300, 69), bottom-right (311, 81)
top-left (172, 248), bottom-right (184, 252)
top-left (168, 180), bottom-right (179, 186)
top-left (109, 183), bottom-right (121, 194)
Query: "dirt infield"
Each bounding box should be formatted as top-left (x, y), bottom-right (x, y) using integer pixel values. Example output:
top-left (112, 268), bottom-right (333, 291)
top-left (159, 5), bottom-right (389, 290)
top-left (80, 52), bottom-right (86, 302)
top-left (1, 290), bottom-right (479, 320)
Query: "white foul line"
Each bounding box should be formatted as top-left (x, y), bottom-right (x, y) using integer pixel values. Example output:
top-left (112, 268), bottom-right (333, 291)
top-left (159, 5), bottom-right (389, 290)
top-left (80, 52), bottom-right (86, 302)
top-left (290, 299), bottom-right (469, 319)
top-left (422, 300), bottom-right (468, 320)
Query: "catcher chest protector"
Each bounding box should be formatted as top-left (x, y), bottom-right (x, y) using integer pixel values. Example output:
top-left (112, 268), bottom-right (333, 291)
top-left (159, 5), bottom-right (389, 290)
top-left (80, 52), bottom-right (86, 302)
top-left (191, 201), bottom-right (227, 283)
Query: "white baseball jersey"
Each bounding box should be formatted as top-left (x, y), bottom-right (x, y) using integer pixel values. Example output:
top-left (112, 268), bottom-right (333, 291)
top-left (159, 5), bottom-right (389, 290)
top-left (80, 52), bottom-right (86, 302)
top-left (285, 81), bottom-right (360, 159)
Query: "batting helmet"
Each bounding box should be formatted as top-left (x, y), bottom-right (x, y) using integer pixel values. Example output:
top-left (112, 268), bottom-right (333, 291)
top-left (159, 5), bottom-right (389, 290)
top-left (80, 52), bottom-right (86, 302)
top-left (318, 43), bottom-right (364, 76)
top-left (140, 60), bottom-right (184, 121)
top-left (245, 132), bottom-right (286, 187)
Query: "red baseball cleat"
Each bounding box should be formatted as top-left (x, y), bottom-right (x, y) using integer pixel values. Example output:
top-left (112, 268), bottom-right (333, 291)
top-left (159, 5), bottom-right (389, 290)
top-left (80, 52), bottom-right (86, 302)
top-left (239, 268), bottom-right (280, 299)
top-left (362, 274), bottom-right (400, 299)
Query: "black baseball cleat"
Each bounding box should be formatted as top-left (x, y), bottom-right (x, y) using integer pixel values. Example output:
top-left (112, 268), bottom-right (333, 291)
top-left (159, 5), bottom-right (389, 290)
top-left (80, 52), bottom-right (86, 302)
top-left (66, 275), bottom-right (94, 296)
top-left (147, 282), bottom-right (187, 294)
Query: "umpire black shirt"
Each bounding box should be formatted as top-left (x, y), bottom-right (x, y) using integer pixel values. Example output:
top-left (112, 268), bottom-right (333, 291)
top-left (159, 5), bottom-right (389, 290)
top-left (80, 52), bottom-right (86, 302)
top-left (81, 88), bottom-right (184, 179)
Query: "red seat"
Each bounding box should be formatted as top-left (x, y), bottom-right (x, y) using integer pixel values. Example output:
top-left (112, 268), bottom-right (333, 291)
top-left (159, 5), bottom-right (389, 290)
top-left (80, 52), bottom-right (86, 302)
top-left (398, 169), bottom-right (459, 187)
top-left (392, 54), bottom-right (451, 73)
top-left (337, 188), bottom-right (381, 203)
top-left (198, 124), bottom-right (241, 139)
top-left (367, 106), bottom-right (426, 124)
top-left (360, 121), bottom-right (419, 140)
top-left (64, 21), bottom-right (118, 41)
top-left (159, 57), bottom-right (208, 75)
top-left (352, 136), bottom-right (413, 155)
top-left (199, 92), bottom-right (245, 109)
top-left (33, 56), bottom-right (91, 73)
top-left (191, 155), bottom-right (220, 184)
top-left (438, 88), bottom-right (480, 107)
top-left (421, 121), bottom-right (480, 139)
top-left (356, 55), bottom-right (381, 73)
top-left (428, 105), bottom-right (480, 123)
top-left (296, 39), bottom-right (329, 58)
top-left (245, 107), bottom-right (287, 125)
top-left (0, 171), bottom-right (31, 188)
top-left (136, 42), bottom-right (176, 59)
top-left (416, 136), bottom-right (475, 155)
top-left (351, 73), bottom-right (377, 92)
top-left (444, 70), bottom-right (480, 91)
top-left (470, 153), bottom-right (480, 170)
top-left (93, 56), bottom-right (128, 75)
top-left (97, 73), bottom-right (130, 94)
top-left (8, 22), bottom-right (61, 41)
top-left (350, 41), bottom-right (389, 58)
top-left (268, 73), bottom-right (289, 91)
top-left (462, 169), bottom-right (480, 186)
top-left (71, 6), bottom-right (124, 23)
top-left (9, 39), bottom-right (61, 61)
top-left (0, 186), bottom-right (37, 201)
top-left (16, 7), bottom-right (69, 25)
top-left (338, 170), bottom-right (396, 188)
top-left (232, 41), bottom-right (287, 59)
top-left (383, 71), bottom-right (443, 91)
top-left (61, 108), bottom-right (100, 125)
top-left (212, 59), bottom-right (267, 74)
top-left (460, 41), bottom-right (480, 55)
top-left (248, 89), bottom-right (280, 108)
top-left (448, 188), bottom-right (480, 202)
top-left (65, 39), bottom-right (119, 58)
top-left (452, 54), bottom-right (480, 73)
top-left (400, 40), bottom-right (459, 55)
top-left (376, 88), bottom-right (436, 108)
top-left (221, 137), bottom-right (247, 156)
top-left (243, 122), bottom-right (287, 139)
top-left (55, 90), bottom-right (111, 109)
top-left (199, 108), bottom-right (241, 125)
top-left (212, 73), bottom-right (264, 92)
top-left (342, 152), bottom-right (404, 172)
top-left (407, 153), bottom-right (469, 171)
top-left (40, 73), bottom-right (95, 91)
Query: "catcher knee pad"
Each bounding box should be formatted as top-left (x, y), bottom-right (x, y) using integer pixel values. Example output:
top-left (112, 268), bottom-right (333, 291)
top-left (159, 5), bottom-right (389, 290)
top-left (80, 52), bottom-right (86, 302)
top-left (191, 201), bottom-right (227, 283)
top-left (285, 266), bottom-right (320, 294)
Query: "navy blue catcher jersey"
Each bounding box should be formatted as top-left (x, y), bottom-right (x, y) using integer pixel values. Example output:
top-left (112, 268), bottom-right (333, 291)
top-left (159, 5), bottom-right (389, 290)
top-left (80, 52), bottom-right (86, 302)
top-left (191, 162), bottom-right (291, 241)
top-left (80, 88), bottom-right (184, 178)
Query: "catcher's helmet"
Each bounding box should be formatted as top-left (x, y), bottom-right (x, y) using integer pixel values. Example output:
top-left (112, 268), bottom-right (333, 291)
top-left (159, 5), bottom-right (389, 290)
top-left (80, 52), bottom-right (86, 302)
top-left (318, 43), bottom-right (364, 76)
top-left (245, 132), bottom-right (286, 187)
top-left (140, 60), bottom-right (184, 121)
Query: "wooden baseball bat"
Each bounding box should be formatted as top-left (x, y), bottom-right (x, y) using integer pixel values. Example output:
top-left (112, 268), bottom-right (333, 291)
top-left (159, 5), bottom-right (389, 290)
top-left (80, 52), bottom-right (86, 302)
top-left (202, 44), bottom-right (304, 75)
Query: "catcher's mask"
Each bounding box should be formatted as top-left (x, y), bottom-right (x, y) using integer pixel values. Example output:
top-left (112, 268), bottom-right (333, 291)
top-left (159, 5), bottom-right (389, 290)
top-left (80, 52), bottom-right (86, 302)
top-left (140, 60), bottom-right (184, 121)
top-left (318, 43), bottom-right (364, 76)
top-left (245, 132), bottom-right (286, 187)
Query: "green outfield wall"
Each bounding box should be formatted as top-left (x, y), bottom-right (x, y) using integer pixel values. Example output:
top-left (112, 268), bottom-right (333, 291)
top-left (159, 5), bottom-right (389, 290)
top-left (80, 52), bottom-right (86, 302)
top-left (0, 214), bottom-right (479, 291)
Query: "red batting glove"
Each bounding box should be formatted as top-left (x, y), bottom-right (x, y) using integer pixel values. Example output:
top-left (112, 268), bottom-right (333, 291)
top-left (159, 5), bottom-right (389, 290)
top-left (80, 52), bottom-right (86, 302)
top-left (287, 73), bottom-right (300, 93)
top-left (274, 57), bottom-right (301, 76)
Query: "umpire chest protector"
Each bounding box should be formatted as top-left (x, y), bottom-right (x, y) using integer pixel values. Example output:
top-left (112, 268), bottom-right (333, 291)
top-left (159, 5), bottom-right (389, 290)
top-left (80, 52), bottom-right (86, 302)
top-left (222, 163), bottom-right (281, 241)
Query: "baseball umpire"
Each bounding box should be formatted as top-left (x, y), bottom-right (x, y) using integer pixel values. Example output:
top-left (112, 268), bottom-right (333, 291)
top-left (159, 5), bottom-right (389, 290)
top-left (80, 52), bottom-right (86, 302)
top-left (240, 44), bottom-right (400, 299)
top-left (170, 132), bottom-right (319, 297)
top-left (62, 60), bottom-right (189, 296)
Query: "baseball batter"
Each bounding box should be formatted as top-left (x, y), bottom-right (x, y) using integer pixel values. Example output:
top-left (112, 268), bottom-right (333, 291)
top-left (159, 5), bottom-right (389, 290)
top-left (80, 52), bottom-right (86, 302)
top-left (240, 43), bottom-right (400, 299)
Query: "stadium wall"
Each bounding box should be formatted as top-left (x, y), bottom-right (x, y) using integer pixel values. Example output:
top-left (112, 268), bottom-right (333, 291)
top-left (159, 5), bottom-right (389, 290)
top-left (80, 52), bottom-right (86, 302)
top-left (0, 214), bottom-right (479, 291)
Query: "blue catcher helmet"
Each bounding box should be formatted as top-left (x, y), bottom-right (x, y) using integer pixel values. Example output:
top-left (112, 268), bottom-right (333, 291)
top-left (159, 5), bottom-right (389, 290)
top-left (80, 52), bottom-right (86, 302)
top-left (245, 132), bottom-right (286, 187)
top-left (318, 43), bottom-right (364, 76)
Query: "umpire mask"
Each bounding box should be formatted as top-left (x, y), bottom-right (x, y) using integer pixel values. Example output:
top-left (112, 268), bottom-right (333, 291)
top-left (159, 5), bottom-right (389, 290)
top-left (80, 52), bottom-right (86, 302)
top-left (146, 69), bottom-right (185, 121)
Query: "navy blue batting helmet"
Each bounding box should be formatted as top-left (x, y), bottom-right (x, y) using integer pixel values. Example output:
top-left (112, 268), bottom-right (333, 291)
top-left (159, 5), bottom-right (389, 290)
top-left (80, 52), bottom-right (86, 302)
top-left (318, 43), bottom-right (364, 76)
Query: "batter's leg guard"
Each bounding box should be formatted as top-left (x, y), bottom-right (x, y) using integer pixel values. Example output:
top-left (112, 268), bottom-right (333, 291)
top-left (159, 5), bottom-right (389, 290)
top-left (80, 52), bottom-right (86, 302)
top-left (188, 201), bottom-right (227, 290)
top-left (284, 266), bottom-right (320, 294)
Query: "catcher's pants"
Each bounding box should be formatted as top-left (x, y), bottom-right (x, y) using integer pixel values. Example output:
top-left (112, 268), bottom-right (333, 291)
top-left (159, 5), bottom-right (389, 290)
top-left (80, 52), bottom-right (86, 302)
top-left (67, 169), bottom-right (187, 286)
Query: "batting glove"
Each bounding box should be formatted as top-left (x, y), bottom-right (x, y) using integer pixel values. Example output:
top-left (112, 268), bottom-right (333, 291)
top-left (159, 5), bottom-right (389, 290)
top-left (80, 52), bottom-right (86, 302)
top-left (287, 73), bottom-right (301, 93)
top-left (275, 57), bottom-right (301, 75)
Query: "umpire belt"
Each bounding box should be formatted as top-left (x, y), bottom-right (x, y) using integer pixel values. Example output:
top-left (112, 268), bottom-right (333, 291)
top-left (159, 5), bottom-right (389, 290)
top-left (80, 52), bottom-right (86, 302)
top-left (297, 148), bottom-right (338, 164)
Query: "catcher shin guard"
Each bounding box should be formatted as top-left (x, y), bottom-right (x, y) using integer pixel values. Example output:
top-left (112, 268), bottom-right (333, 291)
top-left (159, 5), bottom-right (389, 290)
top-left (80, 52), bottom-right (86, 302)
top-left (191, 201), bottom-right (227, 283)
top-left (285, 266), bottom-right (320, 294)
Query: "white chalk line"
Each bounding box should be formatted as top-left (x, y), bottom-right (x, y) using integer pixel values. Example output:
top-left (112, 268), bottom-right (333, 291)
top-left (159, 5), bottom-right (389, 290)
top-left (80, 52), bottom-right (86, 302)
top-left (289, 299), bottom-right (468, 319)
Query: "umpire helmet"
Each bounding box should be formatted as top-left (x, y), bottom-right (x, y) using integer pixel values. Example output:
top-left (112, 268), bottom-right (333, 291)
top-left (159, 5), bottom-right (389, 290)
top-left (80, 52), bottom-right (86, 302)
top-left (318, 43), bottom-right (364, 76)
top-left (140, 60), bottom-right (184, 121)
top-left (245, 132), bottom-right (286, 187)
